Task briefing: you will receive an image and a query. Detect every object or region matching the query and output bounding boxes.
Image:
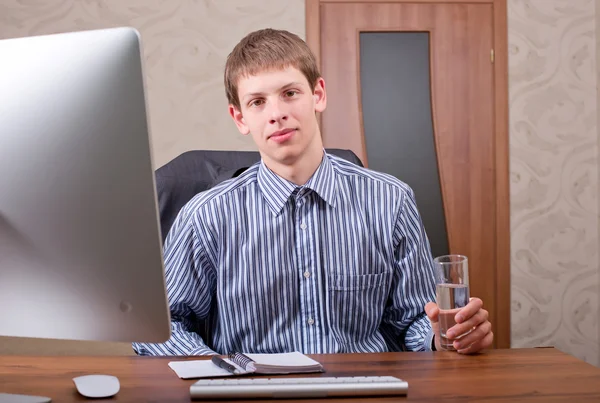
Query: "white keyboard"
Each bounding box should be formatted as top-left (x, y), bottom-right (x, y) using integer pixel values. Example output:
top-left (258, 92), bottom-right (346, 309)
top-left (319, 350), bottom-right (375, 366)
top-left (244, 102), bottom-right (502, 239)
top-left (190, 376), bottom-right (408, 400)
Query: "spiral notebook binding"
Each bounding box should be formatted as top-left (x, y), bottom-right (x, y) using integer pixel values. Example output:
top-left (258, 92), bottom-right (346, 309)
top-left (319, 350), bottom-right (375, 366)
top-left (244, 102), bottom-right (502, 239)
top-left (228, 352), bottom-right (256, 372)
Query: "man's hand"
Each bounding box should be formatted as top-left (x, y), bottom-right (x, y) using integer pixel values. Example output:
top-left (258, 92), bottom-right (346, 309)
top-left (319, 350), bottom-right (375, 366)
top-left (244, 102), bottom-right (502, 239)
top-left (425, 297), bottom-right (493, 354)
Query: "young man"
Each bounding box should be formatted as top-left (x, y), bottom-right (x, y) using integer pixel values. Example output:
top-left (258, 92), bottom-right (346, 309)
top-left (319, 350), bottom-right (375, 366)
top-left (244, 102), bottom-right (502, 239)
top-left (134, 29), bottom-right (493, 356)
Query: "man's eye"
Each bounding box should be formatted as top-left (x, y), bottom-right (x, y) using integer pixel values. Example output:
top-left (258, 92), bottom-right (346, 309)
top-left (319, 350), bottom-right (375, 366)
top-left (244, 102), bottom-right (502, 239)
top-left (249, 99), bottom-right (264, 107)
top-left (284, 90), bottom-right (298, 97)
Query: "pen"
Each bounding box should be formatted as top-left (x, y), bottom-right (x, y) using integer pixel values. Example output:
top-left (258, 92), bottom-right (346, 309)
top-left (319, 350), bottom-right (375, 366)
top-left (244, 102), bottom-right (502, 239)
top-left (211, 355), bottom-right (240, 375)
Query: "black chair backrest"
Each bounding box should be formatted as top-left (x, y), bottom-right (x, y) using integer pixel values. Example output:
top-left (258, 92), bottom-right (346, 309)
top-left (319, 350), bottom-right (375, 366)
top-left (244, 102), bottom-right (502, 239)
top-left (155, 149), bottom-right (363, 242)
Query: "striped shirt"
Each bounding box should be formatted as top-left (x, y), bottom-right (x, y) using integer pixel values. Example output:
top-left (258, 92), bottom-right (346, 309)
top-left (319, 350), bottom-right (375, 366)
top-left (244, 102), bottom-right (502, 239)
top-left (133, 152), bottom-right (436, 356)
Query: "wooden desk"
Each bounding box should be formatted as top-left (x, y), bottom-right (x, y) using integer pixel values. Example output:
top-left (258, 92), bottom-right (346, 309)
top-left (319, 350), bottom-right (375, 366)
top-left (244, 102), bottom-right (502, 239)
top-left (1, 348), bottom-right (599, 402)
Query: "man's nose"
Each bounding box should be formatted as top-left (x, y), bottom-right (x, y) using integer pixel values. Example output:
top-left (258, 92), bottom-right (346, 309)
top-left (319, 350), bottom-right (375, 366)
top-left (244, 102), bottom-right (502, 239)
top-left (268, 99), bottom-right (288, 124)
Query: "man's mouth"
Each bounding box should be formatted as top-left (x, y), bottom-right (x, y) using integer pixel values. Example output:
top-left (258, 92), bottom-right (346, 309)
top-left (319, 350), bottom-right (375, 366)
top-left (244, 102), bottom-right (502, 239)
top-left (268, 128), bottom-right (296, 143)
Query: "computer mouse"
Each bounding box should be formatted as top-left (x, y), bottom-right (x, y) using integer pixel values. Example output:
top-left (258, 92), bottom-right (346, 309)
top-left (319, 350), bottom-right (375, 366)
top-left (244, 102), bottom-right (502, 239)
top-left (72, 374), bottom-right (120, 398)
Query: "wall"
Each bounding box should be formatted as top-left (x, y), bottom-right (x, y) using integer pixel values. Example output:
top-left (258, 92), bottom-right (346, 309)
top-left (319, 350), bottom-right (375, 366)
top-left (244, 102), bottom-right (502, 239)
top-left (509, 0), bottom-right (599, 366)
top-left (0, 0), bottom-right (305, 355)
top-left (597, 0), bottom-right (600, 369)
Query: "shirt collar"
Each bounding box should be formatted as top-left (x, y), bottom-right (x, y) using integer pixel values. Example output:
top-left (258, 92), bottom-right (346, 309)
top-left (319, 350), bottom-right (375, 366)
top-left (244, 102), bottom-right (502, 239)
top-left (257, 152), bottom-right (338, 216)
top-left (304, 152), bottom-right (337, 208)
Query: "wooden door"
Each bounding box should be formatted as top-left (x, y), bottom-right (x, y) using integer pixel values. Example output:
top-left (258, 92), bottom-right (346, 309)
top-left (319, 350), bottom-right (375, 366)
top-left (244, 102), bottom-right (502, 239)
top-left (307, 0), bottom-right (509, 348)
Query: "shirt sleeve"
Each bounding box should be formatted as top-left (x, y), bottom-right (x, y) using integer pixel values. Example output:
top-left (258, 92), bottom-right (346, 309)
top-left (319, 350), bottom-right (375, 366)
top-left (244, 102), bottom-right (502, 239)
top-left (132, 200), bottom-right (218, 356)
top-left (382, 185), bottom-right (437, 352)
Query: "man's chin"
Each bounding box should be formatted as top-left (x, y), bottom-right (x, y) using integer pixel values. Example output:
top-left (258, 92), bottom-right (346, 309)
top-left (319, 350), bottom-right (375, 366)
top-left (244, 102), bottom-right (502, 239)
top-left (262, 145), bottom-right (303, 166)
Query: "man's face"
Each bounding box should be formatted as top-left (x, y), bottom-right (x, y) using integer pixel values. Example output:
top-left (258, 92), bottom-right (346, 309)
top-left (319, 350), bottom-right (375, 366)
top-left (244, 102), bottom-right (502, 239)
top-left (229, 66), bottom-right (327, 167)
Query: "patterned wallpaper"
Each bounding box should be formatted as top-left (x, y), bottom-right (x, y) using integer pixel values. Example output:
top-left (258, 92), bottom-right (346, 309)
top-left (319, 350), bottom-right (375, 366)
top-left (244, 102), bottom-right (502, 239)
top-left (0, 0), bottom-right (305, 168)
top-left (509, 0), bottom-right (599, 366)
top-left (0, 0), bottom-right (599, 365)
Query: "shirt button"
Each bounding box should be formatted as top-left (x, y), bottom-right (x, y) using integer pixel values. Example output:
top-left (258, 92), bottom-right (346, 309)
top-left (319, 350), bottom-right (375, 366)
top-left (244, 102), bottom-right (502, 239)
top-left (303, 271), bottom-right (311, 278)
top-left (300, 223), bottom-right (307, 230)
top-left (307, 318), bottom-right (314, 325)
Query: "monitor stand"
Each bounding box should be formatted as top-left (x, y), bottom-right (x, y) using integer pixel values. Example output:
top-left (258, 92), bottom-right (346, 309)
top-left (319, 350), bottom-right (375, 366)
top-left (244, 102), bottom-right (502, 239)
top-left (0, 393), bottom-right (51, 403)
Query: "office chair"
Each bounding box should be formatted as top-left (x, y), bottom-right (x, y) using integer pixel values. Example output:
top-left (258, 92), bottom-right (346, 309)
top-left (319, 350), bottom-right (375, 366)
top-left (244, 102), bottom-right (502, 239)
top-left (154, 149), bottom-right (363, 242)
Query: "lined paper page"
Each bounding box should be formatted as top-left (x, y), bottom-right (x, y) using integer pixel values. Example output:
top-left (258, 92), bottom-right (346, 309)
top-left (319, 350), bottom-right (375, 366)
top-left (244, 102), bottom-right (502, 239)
top-left (245, 352), bottom-right (321, 367)
top-left (168, 359), bottom-right (249, 379)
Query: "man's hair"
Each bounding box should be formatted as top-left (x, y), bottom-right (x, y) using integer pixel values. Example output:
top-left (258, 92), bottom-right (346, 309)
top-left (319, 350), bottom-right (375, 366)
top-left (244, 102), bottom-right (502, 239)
top-left (224, 28), bottom-right (321, 110)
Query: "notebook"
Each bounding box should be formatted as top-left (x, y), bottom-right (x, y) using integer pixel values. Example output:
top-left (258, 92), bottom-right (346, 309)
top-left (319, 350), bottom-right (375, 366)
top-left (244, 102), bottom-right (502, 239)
top-left (168, 351), bottom-right (324, 379)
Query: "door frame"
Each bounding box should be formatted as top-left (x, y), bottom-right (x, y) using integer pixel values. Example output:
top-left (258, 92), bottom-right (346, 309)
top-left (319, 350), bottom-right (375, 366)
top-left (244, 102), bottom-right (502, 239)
top-left (305, 0), bottom-right (510, 349)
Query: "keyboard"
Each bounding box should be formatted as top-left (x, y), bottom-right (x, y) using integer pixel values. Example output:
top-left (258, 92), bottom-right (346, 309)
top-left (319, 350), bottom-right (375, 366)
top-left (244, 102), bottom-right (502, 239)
top-left (190, 376), bottom-right (408, 400)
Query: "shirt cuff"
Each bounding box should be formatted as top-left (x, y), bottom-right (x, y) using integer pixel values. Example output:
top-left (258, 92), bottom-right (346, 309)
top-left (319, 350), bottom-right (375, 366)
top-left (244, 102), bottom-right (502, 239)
top-left (425, 327), bottom-right (436, 352)
top-left (190, 346), bottom-right (218, 356)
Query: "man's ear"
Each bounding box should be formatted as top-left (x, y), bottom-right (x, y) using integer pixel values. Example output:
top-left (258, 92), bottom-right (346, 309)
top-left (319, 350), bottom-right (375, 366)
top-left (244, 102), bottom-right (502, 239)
top-left (313, 77), bottom-right (327, 113)
top-left (228, 104), bottom-right (250, 135)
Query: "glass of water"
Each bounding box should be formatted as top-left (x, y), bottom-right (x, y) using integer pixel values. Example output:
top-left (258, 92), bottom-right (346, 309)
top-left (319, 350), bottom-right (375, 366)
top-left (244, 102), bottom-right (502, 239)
top-left (433, 254), bottom-right (470, 350)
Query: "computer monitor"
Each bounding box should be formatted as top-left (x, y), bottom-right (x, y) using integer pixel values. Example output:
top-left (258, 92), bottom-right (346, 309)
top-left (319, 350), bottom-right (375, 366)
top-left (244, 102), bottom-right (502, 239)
top-left (0, 27), bottom-right (171, 344)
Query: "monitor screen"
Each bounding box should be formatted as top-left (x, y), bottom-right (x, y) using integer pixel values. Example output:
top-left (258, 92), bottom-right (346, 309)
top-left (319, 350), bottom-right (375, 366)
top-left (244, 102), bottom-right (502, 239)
top-left (0, 27), bottom-right (171, 343)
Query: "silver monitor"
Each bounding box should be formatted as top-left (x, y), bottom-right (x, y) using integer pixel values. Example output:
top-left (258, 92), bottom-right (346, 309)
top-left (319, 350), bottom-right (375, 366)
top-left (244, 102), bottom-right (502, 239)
top-left (0, 27), bottom-right (171, 344)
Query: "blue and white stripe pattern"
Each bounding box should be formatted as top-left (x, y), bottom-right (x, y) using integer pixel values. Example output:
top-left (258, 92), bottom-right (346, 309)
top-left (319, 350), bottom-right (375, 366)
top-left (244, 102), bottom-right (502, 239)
top-left (133, 153), bottom-right (436, 356)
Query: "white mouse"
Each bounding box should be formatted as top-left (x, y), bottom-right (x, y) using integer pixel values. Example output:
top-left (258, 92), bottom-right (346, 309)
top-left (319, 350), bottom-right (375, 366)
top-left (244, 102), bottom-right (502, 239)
top-left (72, 374), bottom-right (120, 398)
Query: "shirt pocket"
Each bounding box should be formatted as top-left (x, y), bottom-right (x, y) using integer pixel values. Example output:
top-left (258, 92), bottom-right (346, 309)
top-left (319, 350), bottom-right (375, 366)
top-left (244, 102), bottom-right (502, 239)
top-left (329, 272), bottom-right (390, 291)
top-left (327, 272), bottom-right (391, 346)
